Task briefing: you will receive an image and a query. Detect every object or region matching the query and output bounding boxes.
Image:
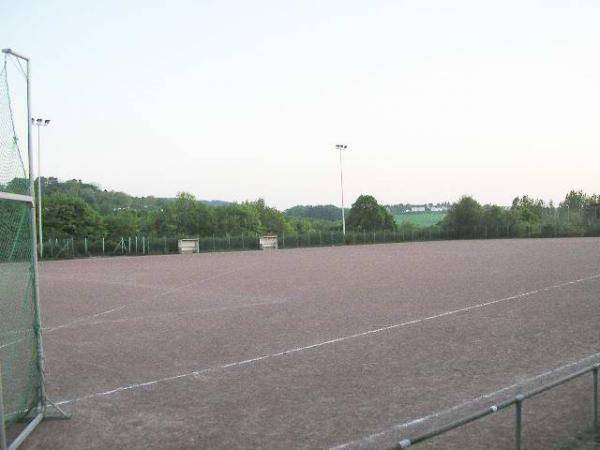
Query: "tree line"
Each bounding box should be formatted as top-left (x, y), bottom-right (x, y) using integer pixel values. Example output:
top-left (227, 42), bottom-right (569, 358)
top-left (438, 191), bottom-right (600, 238)
top-left (2, 176), bottom-right (599, 242)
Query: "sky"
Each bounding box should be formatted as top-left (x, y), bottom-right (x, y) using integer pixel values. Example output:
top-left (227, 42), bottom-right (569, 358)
top-left (3, 0), bottom-right (600, 209)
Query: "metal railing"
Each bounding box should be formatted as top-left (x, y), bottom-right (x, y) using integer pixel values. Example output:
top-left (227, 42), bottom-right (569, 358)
top-left (391, 364), bottom-right (599, 450)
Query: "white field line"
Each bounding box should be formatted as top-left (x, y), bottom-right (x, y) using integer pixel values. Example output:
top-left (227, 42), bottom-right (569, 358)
top-left (50, 298), bottom-right (289, 330)
top-left (43, 272), bottom-right (280, 305)
top-left (42, 267), bottom-right (246, 299)
top-left (55, 273), bottom-right (600, 406)
top-left (329, 351), bottom-right (600, 449)
top-left (44, 305), bottom-right (126, 333)
top-left (0, 337), bottom-right (26, 350)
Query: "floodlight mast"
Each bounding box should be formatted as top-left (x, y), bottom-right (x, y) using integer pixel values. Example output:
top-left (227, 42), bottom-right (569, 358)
top-left (32, 118), bottom-right (50, 258)
top-left (335, 144), bottom-right (348, 236)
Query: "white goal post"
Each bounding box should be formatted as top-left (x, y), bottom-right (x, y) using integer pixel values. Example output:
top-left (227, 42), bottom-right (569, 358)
top-left (178, 238), bottom-right (200, 254)
top-left (259, 235), bottom-right (278, 250)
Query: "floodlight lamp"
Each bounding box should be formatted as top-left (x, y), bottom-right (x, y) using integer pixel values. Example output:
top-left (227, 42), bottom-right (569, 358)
top-left (44, 120), bottom-right (51, 125)
top-left (36, 118), bottom-right (42, 124)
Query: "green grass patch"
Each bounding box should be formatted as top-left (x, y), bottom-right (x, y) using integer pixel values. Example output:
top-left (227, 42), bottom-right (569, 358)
top-left (394, 211), bottom-right (446, 227)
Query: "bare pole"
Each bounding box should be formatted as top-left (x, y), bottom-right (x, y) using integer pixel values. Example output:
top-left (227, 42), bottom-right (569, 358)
top-left (0, 363), bottom-right (6, 450)
top-left (37, 122), bottom-right (42, 257)
top-left (336, 144), bottom-right (348, 236)
top-left (32, 118), bottom-right (50, 259)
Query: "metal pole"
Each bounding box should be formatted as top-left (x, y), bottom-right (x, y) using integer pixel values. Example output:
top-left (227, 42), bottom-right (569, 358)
top-left (36, 124), bottom-right (43, 258)
top-left (102, 237), bottom-right (105, 255)
top-left (0, 363), bottom-right (7, 450)
top-left (515, 394), bottom-right (524, 450)
top-left (339, 147), bottom-right (346, 236)
top-left (594, 366), bottom-right (598, 431)
top-left (21, 54), bottom-right (48, 414)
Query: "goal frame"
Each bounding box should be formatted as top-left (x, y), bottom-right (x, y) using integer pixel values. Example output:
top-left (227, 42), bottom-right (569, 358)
top-left (1, 48), bottom-right (68, 450)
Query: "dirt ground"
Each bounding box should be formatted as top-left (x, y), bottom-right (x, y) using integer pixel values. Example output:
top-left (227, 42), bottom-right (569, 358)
top-left (21, 238), bottom-right (600, 449)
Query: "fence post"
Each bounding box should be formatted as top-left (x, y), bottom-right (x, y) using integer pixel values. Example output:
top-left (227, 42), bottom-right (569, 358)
top-left (71, 237), bottom-right (75, 257)
top-left (0, 362), bottom-right (7, 450)
top-left (515, 394), bottom-right (524, 450)
top-left (594, 366), bottom-right (598, 431)
top-left (102, 237), bottom-right (105, 256)
top-left (242, 233), bottom-right (245, 250)
top-left (228, 234), bottom-right (231, 250)
top-left (135, 236), bottom-right (138, 254)
top-left (84, 237), bottom-right (88, 256)
top-left (128, 237), bottom-right (131, 254)
top-left (142, 236), bottom-right (145, 254)
top-left (212, 234), bottom-right (216, 251)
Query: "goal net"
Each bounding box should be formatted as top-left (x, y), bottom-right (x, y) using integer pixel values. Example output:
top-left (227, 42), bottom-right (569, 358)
top-left (0, 50), bottom-right (45, 447)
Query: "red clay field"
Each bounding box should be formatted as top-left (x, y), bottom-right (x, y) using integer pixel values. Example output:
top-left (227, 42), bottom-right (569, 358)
top-left (23, 238), bottom-right (600, 449)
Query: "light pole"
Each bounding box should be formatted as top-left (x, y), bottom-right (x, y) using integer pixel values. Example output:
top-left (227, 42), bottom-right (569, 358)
top-left (32, 117), bottom-right (50, 257)
top-left (335, 144), bottom-right (348, 236)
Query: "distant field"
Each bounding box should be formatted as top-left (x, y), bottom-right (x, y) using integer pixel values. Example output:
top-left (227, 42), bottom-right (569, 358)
top-left (394, 210), bottom-right (446, 227)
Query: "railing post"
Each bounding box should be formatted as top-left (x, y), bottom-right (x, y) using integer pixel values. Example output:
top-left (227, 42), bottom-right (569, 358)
top-left (0, 362), bottom-right (7, 450)
top-left (594, 366), bottom-right (598, 431)
top-left (515, 394), bottom-right (524, 450)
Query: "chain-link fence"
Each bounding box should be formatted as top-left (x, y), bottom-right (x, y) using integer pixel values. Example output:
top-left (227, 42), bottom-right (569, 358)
top-left (38, 220), bottom-right (600, 261)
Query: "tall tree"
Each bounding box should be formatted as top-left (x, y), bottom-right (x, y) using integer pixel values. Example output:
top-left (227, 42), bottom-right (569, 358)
top-left (440, 196), bottom-right (483, 238)
top-left (347, 195), bottom-right (396, 231)
top-left (43, 194), bottom-right (105, 239)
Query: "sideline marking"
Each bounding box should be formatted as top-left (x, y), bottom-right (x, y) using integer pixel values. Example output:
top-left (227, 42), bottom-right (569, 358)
top-left (53, 299), bottom-right (289, 330)
top-left (44, 306), bottom-right (126, 332)
top-left (329, 351), bottom-right (600, 449)
top-left (55, 273), bottom-right (600, 405)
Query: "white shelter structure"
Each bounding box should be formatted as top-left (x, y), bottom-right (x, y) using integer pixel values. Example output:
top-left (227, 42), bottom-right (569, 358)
top-left (259, 235), bottom-right (278, 250)
top-left (178, 238), bottom-right (200, 254)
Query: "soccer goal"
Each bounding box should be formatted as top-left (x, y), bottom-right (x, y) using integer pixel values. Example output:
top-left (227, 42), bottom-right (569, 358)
top-left (178, 238), bottom-right (200, 254)
top-left (0, 48), bottom-right (67, 450)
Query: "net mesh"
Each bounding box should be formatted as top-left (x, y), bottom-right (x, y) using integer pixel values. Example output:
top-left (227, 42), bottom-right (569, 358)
top-left (0, 55), bottom-right (43, 427)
